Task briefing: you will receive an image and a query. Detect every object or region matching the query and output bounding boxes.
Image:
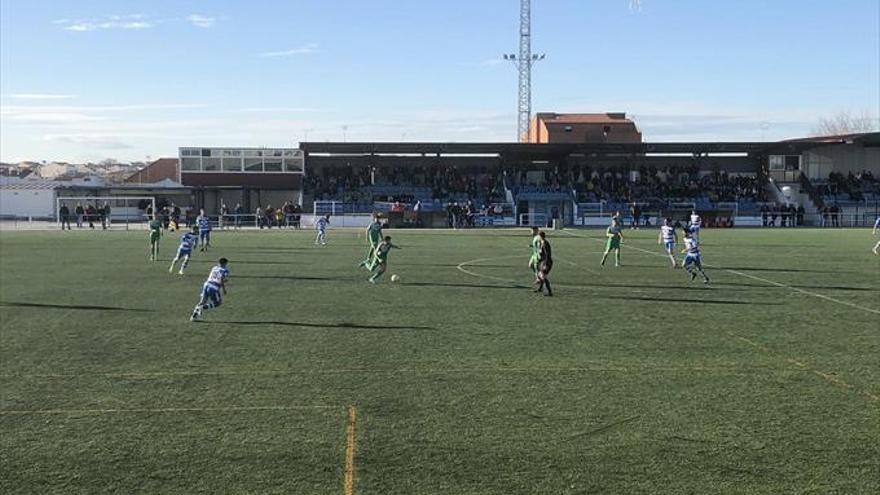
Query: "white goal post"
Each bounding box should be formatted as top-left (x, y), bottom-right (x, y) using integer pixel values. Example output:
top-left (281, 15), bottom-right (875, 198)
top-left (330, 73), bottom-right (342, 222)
top-left (56, 196), bottom-right (156, 228)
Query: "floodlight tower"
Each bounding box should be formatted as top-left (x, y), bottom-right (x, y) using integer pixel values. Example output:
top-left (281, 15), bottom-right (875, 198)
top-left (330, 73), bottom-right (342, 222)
top-left (504, 0), bottom-right (544, 143)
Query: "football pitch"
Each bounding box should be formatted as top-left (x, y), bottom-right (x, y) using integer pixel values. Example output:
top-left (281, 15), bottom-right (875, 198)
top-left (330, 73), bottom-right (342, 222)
top-left (1, 227), bottom-right (878, 494)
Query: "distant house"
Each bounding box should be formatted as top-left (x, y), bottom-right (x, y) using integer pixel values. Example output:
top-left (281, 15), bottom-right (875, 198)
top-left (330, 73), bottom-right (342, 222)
top-left (37, 162), bottom-right (76, 179)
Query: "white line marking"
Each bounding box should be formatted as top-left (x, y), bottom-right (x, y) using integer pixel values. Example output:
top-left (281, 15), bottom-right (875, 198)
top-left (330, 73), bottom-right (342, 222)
top-left (562, 230), bottom-right (880, 316)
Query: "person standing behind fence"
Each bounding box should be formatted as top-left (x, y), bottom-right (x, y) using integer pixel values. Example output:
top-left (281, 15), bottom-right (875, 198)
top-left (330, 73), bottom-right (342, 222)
top-left (59, 204), bottom-right (71, 230)
top-left (219, 202), bottom-right (228, 229)
top-left (75, 202), bottom-right (84, 228)
top-left (630, 203), bottom-right (641, 230)
top-left (85, 204), bottom-right (96, 229)
top-left (234, 203), bottom-right (243, 229)
top-left (255, 206), bottom-right (264, 229)
top-left (293, 203), bottom-right (302, 229)
top-left (831, 204), bottom-right (840, 227)
top-left (101, 202), bottom-right (111, 230)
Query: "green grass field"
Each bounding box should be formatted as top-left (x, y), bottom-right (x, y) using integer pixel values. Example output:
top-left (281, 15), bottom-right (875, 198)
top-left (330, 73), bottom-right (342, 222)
top-left (1, 226), bottom-right (878, 494)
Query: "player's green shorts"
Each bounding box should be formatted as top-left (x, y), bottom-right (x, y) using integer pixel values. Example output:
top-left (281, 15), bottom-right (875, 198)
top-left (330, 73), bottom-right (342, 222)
top-left (605, 238), bottom-right (620, 250)
top-left (528, 254), bottom-right (539, 268)
top-left (150, 232), bottom-right (160, 243)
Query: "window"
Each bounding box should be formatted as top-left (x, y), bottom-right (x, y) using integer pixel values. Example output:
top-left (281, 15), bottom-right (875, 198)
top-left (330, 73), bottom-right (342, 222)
top-left (244, 158), bottom-right (263, 172)
top-left (201, 148), bottom-right (212, 157)
top-left (221, 149), bottom-right (241, 157)
top-left (181, 157), bottom-right (201, 171)
top-left (222, 157), bottom-right (242, 172)
top-left (202, 158), bottom-right (221, 171)
top-left (264, 160), bottom-right (282, 172)
top-left (564, 125), bottom-right (573, 132)
top-left (769, 155), bottom-right (784, 170)
top-left (784, 155), bottom-right (801, 171)
top-left (284, 158), bottom-right (303, 172)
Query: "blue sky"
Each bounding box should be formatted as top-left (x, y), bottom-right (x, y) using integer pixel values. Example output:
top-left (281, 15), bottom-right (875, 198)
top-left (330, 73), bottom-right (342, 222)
top-left (1, 0), bottom-right (878, 162)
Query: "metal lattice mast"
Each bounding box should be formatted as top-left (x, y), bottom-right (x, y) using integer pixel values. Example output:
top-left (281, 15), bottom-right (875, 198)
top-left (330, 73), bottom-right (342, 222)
top-left (517, 0), bottom-right (532, 143)
top-left (504, 0), bottom-right (544, 143)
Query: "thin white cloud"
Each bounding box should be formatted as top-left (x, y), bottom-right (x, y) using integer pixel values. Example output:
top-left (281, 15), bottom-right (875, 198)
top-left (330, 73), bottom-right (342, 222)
top-left (55, 14), bottom-right (216, 32)
top-left (258, 44), bottom-right (318, 58)
top-left (61, 18), bottom-right (154, 32)
top-left (43, 134), bottom-right (134, 149)
top-left (187, 14), bottom-right (215, 28)
top-left (235, 107), bottom-right (322, 113)
top-left (4, 93), bottom-right (76, 100)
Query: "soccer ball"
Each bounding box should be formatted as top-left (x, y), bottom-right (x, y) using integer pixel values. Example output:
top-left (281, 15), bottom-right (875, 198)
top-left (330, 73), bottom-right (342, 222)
top-left (390, 274), bottom-right (400, 282)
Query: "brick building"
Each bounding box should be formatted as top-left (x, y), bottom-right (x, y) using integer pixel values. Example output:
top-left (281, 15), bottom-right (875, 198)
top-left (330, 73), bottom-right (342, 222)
top-left (528, 112), bottom-right (642, 144)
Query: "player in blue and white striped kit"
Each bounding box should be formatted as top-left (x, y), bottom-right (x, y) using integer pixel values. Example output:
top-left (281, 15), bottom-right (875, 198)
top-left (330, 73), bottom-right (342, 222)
top-left (657, 218), bottom-right (678, 268)
top-left (196, 209), bottom-right (212, 252)
top-left (169, 227), bottom-right (198, 275)
top-left (689, 210), bottom-right (702, 242)
top-left (315, 214), bottom-right (330, 246)
top-left (681, 228), bottom-right (710, 284)
top-left (190, 258), bottom-right (229, 321)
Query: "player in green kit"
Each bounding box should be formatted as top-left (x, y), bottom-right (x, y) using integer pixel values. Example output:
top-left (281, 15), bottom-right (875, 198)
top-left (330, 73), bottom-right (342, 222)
top-left (359, 214), bottom-right (383, 269)
top-left (600, 217), bottom-right (624, 267)
top-left (148, 214), bottom-right (162, 261)
top-left (528, 226), bottom-right (541, 277)
top-left (368, 235), bottom-right (401, 283)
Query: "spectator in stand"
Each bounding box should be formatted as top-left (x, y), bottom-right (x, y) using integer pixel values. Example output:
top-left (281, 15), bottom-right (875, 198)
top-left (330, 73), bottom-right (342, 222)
top-left (234, 203), bottom-right (243, 229)
top-left (275, 207), bottom-right (284, 227)
top-left (59, 204), bottom-right (71, 230)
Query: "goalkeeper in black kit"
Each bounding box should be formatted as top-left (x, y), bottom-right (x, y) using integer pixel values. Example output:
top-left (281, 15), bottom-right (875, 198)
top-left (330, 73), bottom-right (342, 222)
top-left (534, 231), bottom-right (553, 297)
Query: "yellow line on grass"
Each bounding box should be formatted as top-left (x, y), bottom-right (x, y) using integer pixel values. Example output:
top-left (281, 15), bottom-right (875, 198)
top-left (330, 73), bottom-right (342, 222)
top-left (344, 404), bottom-right (357, 495)
top-left (729, 332), bottom-right (879, 403)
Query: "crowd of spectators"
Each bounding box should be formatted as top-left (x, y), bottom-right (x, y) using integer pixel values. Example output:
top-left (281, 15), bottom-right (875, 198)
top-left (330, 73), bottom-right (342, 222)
top-left (814, 170), bottom-right (879, 202)
top-left (252, 201), bottom-right (303, 229)
top-left (306, 164), bottom-right (508, 208)
top-left (58, 202), bottom-right (112, 230)
top-left (571, 165), bottom-right (763, 205)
